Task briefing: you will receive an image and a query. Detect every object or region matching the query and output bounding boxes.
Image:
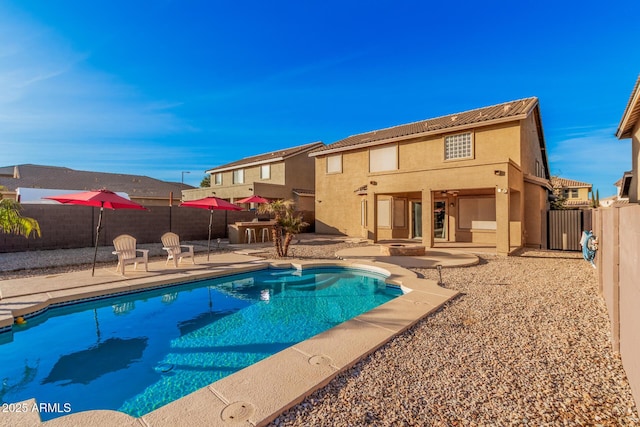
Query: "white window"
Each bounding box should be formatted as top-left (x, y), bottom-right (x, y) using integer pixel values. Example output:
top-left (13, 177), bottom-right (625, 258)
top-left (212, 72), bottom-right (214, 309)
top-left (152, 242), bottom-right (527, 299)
top-left (260, 164), bottom-right (271, 180)
top-left (326, 154), bottom-right (342, 174)
top-left (563, 189), bottom-right (579, 199)
top-left (458, 197), bottom-right (496, 230)
top-left (370, 145), bottom-right (397, 172)
top-left (233, 169), bottom-right (244, 184)
top-left (214, 173), bottom-right (222, 185)
top-left (377, 199), bottom-right (391, 227)
top-left (445, 133), bottom-right (473, 160)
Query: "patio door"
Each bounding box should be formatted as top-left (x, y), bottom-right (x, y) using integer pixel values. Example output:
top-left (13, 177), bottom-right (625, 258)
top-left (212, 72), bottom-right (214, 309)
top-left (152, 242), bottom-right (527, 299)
top-left (434, 200), bottom-right (447, 240)
top-left (411, 201), bottom-right (422, 239)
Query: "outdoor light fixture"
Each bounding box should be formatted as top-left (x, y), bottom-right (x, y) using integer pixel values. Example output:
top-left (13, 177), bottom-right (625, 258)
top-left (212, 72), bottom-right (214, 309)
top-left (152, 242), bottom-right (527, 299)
top-left (181, 171), bottom-right (191, 184)
top-left (436, 264), bottom-right (444, 286)
top-left (494, 170), bottom-right (505, 176)
top-left (369, 181), bottom-right (377, 185)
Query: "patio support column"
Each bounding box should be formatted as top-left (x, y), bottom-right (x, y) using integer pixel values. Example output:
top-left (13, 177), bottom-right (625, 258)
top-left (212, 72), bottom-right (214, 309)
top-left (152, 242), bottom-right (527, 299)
top-left (422, 190), bottom-right (434, 248)
top-left (496, 187), bottom-right (510, 255)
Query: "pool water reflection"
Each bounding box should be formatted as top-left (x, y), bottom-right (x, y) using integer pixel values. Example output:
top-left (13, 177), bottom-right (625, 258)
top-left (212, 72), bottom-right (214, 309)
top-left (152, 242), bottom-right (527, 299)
top-left (0, 267), bottom-right (400, 420)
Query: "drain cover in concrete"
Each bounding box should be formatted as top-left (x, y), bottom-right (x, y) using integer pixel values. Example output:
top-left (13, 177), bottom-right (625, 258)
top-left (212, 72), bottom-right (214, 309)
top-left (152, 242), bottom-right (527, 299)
top-left (221, 401), bottom-right (255, 424)
top-left (309, 355), bottom-right (333, 366)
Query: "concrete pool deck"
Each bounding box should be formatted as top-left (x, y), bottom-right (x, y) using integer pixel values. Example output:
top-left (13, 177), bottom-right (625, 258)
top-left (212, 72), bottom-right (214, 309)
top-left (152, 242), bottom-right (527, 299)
top-left (0, 244), bottom-right (477, 427)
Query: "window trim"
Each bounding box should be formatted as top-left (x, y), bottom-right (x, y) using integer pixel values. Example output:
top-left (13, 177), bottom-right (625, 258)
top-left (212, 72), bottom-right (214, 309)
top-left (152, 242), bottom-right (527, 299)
top-left (233, 169), bottom-right (245, 184)
top-left (377, 199), bottom-right (391, 228)
top-left (260, 164), bottom-right (271, 180)
top-left (444, 132), bottom-right (474, 161)
top-left (369, 144), bottom-right (398, 173)
top-left (326, 154), bottom-right (343, 174)
top-left (361, 199), bottom-right (367, 227)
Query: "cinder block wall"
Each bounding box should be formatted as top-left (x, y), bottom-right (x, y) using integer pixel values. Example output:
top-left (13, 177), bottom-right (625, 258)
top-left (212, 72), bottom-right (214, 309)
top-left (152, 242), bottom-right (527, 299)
top-left (0, 206), bottom-right (315, 253)
top-left (0, 205), bottom-right (256, 252)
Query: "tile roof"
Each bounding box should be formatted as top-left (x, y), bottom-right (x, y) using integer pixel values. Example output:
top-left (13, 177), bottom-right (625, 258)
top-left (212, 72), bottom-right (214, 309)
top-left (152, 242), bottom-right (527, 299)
top-left (616, 74), bottom-right (640, 139)
top-left (550, 177), bottom-right (592, 189)
top-left (0, 164), bottom-right (192, 198)
top-left (310, 97), bottom-right (539, 156)
top-left (612, 199), bottom-right (630, 207)
top-left (206, 142), bottom-right (324, 173)
top-left (292, 188), bottom-right (315, 196)
top-left (564, 200), bottom-right (593, 207)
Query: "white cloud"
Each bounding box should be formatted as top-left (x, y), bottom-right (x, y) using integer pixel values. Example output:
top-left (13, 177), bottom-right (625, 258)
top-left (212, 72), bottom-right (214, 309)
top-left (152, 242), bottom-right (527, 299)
top-left (548, 126), bottom-right (630, 196)
top-left (0, 10), bottom-right (191, 142)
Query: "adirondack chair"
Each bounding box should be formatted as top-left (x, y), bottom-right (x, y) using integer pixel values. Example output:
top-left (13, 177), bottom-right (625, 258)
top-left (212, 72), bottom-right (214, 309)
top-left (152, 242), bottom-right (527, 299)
top-left (112, 234), bottom-right (149, 275)
top-left (161, 232), bottom-right (195, 267)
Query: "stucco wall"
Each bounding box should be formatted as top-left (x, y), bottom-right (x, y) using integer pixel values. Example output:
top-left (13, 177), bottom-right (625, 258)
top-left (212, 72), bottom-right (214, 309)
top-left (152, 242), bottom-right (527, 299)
top-left (631, 125), bottom-right (640, 203)
top-left (314, 120), bottom-right (548, 251)
top-left (519, 111), bottom-right (546, 177)
top-left (595, 205), bottom-right (640, 413)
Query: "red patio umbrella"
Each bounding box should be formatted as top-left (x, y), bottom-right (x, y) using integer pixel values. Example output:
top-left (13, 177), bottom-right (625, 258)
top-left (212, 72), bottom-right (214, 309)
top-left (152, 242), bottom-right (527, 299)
top-left (179, 197), bottom-right (242, 260)
top-left (236, 195), bottom-right (269, 204)
top-left (45, 189), bottom-right (147, 276)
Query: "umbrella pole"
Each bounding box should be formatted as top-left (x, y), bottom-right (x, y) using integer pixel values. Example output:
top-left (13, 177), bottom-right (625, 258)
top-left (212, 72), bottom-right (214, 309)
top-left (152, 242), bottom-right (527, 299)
top-left (92, 206), bottom-right (103, 276)
top-left (207, 209), bottom-right (213, 261)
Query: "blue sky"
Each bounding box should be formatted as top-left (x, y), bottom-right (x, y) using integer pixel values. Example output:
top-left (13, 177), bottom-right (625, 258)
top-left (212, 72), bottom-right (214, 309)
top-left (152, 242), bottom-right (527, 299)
top-left (1, 1), bottom-right (639, 196)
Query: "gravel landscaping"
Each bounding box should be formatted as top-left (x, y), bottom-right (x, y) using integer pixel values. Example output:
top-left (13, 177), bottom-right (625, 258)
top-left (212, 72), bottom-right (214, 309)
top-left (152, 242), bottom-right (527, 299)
top-left (266, 247), bottom-right (640, 426)
top-left (1, 238), bottom-right (638, 426)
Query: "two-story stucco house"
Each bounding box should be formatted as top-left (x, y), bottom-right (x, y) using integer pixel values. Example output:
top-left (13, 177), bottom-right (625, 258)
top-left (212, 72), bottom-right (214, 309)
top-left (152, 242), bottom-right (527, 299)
top-left (550, 177), bottom-right (593, 209)
top-left (616, 74), bottom-right (640, 203)
top-left (309, 98), bottom-right (551, 255)
top-left (182, 142), bottom-right (324, 212)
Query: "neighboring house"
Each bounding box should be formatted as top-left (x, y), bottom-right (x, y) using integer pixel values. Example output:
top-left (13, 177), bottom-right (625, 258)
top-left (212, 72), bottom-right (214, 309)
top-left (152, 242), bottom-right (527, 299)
top-left (183, 142), bottom-right (324, 212)
top-left (309, 97), bottom-right (551, 255)
top-left (0, 164), bottom-right (192, 206)
top-left (550, 176), bottom-right (593, 209)
top-left (601, 173), bottom-right (632, 207)
top-left (616, 74), bottom-right (640, 203)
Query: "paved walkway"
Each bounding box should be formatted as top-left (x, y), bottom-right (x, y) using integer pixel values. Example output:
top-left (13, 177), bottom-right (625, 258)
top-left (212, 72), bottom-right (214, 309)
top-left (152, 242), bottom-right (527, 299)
top-left (336, 245), bottom-right (479, 268)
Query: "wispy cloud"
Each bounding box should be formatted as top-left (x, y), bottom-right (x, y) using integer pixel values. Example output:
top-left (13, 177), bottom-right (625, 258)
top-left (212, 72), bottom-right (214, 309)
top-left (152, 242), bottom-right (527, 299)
top-left (548, 126), bottom-right (630, 195)
top-left (0, 10), bottom-right (191, 142)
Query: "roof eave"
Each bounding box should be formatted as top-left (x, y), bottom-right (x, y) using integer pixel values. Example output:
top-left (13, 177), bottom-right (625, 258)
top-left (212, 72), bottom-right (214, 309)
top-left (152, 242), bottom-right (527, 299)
top-left (206, 157), bottom-right (285, 174)
top-left (616, 75), bottom-right (640, 139)
top-left (309, 113), bottom-right (530, 157)
top-left (208, 142), bottom-right (324, 173)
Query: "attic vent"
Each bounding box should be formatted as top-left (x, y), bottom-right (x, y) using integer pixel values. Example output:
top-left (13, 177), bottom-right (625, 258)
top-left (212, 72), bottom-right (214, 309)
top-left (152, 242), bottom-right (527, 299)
top-left (503, 104), bottom-right (511, 112)
top-left (451, 115), bottom-right (457, 121)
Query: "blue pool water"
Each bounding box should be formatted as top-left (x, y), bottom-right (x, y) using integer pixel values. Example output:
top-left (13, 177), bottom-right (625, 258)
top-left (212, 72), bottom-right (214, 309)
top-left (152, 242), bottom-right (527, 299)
top-left (0, 267), bottom-right (400, 420)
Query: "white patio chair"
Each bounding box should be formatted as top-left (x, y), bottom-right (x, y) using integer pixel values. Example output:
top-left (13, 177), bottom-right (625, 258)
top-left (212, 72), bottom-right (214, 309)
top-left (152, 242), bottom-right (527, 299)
top-left (112, 234), bottom-right (149, 275)
top-left (161, 232), bottom-right (195, 267)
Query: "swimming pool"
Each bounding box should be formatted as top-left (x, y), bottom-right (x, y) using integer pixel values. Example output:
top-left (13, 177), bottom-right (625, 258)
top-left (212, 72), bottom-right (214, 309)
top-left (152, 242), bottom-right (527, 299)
top-left (0, 267), bottom-right (401, 420)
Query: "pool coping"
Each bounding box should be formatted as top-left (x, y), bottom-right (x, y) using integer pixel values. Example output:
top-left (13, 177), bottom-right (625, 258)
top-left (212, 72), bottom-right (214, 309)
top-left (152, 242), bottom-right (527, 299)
top-left (1, 258), bottom-right (459, 427)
